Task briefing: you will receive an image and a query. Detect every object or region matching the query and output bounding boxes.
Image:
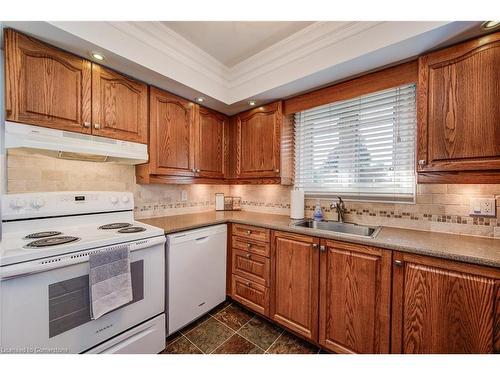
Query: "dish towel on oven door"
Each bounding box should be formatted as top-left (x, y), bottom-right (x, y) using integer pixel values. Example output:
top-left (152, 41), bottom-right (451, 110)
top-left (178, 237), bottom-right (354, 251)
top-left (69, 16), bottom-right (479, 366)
top-left (89, 245), bottom-right (133, 319)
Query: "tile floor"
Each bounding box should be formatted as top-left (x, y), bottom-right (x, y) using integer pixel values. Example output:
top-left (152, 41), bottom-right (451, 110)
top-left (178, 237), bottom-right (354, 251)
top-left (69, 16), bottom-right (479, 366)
top-left (160, 300), bottom-right (324, 354)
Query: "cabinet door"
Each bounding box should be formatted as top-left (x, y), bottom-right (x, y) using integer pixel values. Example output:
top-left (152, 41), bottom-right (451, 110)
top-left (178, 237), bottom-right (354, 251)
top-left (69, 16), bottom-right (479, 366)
top-left (319, 240), bottom-right (391, 353)
top-left (149, 87), bottom-right (196, 176)
top-left (232, 274), bottom-right (270, 317)
top-left (235, 102), bottom-right (282, 178)
top-left (270, 231), bottom-right (319, 341)
top-left (195, 107), bottom-right (228, 179)
top-left (5, 29), bottom-right (91, 133)
top-left (417, 32), bottom-right (500, 177)
top-left (391, 252), bottom-right (500, 354)
top-left (92, 65), bottom-right (148, 143)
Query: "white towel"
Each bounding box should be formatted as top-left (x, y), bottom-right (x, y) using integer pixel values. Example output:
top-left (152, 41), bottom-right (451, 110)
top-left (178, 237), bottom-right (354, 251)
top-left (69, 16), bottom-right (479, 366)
top-left (89, 245), bottom-right (133, 320)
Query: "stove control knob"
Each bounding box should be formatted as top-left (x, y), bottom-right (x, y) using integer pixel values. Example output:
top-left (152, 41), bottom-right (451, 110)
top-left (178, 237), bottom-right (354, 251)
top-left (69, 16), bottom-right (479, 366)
top-left (31, 198), bottom-right (45, 209)
top-left (121, 195), bottom-right (130, 203)
top-left (110, 196), bottom-right (119, 204)
top-left (11, 199), bottom-right (27, 209)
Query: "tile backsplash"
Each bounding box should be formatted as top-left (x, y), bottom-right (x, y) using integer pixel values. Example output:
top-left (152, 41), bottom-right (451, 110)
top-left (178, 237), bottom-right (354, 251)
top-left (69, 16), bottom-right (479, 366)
top-left (230, 184), bottom-right (500, 238)
top-left (6, 149), bottom-right (230, 219)
top-left (6, 149), bottom-right (500, 238)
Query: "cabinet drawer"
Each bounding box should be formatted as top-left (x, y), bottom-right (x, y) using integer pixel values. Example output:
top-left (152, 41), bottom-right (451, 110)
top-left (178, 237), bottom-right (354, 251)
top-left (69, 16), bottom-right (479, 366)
top-left (232, 224), bottom-right (270, 243)
top-left (232, 249), bottom-right (270, 286)
top-left (232, 236), bottom-right (270, 257)
top-left (231, 274), bottom-right (269, 317)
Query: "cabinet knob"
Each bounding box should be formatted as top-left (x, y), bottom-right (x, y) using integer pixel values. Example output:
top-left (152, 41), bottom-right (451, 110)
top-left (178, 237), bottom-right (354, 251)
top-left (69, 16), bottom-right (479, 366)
top-left (94, 123), bottom-right (101, 129)
top-left (246, 230), bottom-right (252, 235)
top-left (394, 260), bottom-right (403, 267)
top-left (418, 159), bottom-right (426, 166)
top-left (196, 169), bottom-right (201, 173)
top-left (320, 245), bottom-right (326, 253)
top-left (247, 243), bottom-right (252, 249)
top-left (246, 253), bottom-right (251, 258)
top-left (246, 282), bottom-right (251, 287)
top-left (312, 243), bottom-right (318, 249)
top-left (83, 121), bottom-right (91, 128)
top-left (275, 169), bottom-right (280, 173)
top-left (191, 168), bottom-right (196, 173)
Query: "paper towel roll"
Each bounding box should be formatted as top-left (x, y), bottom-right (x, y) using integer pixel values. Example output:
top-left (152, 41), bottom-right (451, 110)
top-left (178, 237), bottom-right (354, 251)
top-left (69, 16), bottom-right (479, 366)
top-left (290, 189), bottom-right (305, 219)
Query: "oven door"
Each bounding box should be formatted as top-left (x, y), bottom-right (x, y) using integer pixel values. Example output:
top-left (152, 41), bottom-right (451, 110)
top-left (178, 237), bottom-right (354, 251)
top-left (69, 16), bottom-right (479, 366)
top-left (0, 236), bottom-right (165, 354)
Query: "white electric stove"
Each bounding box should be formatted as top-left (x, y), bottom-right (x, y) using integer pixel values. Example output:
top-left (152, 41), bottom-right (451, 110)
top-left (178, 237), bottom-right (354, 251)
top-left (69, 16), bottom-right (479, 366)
top-left (0, 191), bottom-right (166, 354)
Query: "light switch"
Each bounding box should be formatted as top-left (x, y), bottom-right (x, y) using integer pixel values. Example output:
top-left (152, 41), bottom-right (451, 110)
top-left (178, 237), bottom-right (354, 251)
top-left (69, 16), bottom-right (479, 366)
top-left (469, 197), bottom-right (496, 217)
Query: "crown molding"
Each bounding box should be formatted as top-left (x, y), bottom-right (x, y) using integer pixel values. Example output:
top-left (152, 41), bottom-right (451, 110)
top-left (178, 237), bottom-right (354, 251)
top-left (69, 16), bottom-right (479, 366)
top-left (3, 20), bottom-right (473, 114)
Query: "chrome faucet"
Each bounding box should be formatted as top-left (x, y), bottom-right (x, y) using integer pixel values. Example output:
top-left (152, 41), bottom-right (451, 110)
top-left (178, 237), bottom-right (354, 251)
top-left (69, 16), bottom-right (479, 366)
top-left (330, 196), bottom-right (346, 223)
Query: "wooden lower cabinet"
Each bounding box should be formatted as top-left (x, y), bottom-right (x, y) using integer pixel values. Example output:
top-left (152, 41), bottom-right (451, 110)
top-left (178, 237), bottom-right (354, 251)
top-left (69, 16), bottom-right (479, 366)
top-left (319, 240), bottom-right (392, 353)
top-left (228, 228), bottom-right (499, 354)
top-left (231, 274), bottom-right (269, 316)
top-left (232, 249), bottom-right (270, 287)
top-left (391, 252), bottom-right (500, 353)
top-left (270, 231), bottom-right (319, 341)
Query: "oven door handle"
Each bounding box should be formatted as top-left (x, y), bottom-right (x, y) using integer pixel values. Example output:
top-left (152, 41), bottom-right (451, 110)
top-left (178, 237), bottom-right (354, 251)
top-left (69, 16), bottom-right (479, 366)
top-left (0, 235), bottom-right (166, 280)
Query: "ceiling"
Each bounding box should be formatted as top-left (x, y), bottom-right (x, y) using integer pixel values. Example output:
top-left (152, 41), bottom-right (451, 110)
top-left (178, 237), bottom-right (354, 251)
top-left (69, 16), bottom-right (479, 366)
top-left (0, 21), bottom-right (485, 114)
top-left (163, 21), bottom-right (314, 67)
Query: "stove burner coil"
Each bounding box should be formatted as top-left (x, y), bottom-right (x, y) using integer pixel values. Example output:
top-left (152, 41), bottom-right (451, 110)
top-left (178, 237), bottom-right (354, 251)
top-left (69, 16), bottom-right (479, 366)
top-left (24, 231), bottom-right (62, 239)
top-left (117, 227), bottom-right (146, 234)
top-left (25, 236), bottom-right (80, 248)
top-left (98, 223), bottom-right (133, 230)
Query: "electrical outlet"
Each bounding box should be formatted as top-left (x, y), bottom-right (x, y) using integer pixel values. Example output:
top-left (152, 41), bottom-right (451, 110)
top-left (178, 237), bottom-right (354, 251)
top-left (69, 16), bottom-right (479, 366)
top-left (180, 190), bottom-right (188, 202)
top-left (469, 198), bottom-right (496, 217)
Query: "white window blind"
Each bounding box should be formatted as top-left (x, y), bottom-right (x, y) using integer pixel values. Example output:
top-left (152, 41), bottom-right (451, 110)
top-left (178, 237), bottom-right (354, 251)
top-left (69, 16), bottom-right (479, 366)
top-left (294, 83), bottom-right (416, 202)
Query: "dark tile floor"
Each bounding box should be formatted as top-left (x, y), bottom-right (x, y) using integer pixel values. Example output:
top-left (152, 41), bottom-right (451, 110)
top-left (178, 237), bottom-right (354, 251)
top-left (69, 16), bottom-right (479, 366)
top-left (160, 300), bottom-right (323, 354)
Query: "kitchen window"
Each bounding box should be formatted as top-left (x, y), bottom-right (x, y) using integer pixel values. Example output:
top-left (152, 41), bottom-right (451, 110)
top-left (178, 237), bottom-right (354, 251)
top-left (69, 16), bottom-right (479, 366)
top-left (294, 83), bottom-right (416, 203)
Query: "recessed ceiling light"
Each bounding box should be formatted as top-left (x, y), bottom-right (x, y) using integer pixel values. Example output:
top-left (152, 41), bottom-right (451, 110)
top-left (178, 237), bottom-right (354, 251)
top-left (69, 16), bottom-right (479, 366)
top-left (91, 52), bottom-right (104, 61)
top-left (195, 97), bottom-right (205, 103)
top-left (248, 100), bottom-right (256, 106)
top-left (482, 21), bottom-right (500, 30)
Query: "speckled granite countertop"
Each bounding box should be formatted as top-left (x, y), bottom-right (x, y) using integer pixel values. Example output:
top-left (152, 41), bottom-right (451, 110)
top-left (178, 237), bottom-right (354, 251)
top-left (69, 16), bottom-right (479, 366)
top-left (139, 211), bottom-right (500, 268)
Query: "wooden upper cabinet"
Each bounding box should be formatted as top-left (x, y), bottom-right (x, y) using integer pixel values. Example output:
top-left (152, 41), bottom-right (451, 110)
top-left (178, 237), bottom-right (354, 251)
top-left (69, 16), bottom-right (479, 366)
top-left (417, 32), bottom-right (500, 183)
top-left (391, 252), bottom-right (500, 354)
top-left (319, 240), bottom-right (391, 354)
top-left (233, 102), bottom-right (282, 179)
top-left (5, 29), bottom-right (92, 133)
top-left (149, 87), bottom-right (196, 177)
top-left (91, 65), bottom-right (148, 143)
top-left (195, 107), bottom-right (228, 179)
top-left (270, 231), bottom-right (319, 341)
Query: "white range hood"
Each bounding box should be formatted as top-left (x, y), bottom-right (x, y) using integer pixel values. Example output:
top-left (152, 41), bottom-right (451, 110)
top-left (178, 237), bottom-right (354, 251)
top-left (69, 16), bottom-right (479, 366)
top-left (4, 121), bottom-right (148, 164)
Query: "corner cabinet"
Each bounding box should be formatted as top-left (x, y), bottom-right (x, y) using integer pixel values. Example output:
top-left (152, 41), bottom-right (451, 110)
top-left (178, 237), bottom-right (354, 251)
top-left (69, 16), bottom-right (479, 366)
top-left (319, 240), bottom-right (392, 354)
top-left (136, 87), bottom-right (229, 184)
top-left (229, 101), bottom-right (293, 184)
top-left (391, 252), bottom-right (500, 353)
top-left (5, 29), bottom-right (92, 134)
top-left (417, 31), bottom-right (500, 183)
top-left (195, 107), bottom-right (229, 179)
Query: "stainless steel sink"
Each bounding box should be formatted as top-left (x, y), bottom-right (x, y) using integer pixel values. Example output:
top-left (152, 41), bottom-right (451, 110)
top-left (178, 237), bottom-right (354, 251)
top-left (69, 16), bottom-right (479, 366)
top-left (291, 220), bottom-right (381, 238)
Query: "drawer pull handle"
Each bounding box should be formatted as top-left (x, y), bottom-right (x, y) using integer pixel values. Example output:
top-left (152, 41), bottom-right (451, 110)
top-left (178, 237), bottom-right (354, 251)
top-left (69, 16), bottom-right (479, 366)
top-left (394, 260), bottom-right (403, 267)
top-left (246, 253), bottom-right (251, 258)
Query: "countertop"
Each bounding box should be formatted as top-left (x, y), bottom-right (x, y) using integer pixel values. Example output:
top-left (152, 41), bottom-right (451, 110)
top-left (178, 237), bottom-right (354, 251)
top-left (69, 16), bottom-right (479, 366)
top-left (139, 211), bottom-right (500, 268)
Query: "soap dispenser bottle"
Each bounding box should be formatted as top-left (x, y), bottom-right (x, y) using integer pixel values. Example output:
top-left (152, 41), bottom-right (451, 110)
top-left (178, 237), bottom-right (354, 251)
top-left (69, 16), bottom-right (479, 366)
top-left (313, 200), bottom-right (324, 221)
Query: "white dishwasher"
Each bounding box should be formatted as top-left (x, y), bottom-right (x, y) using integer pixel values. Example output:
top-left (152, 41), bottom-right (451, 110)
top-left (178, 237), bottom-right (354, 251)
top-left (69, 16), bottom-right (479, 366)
top-left (166, 224), bottom-right (227, 335)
